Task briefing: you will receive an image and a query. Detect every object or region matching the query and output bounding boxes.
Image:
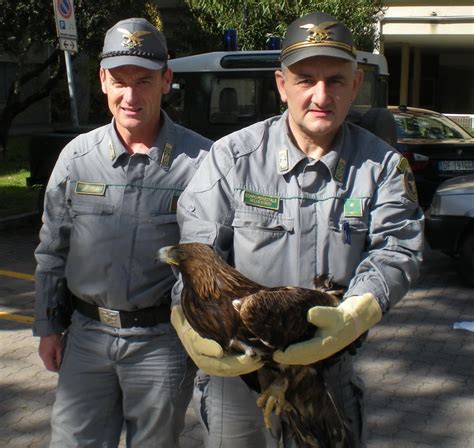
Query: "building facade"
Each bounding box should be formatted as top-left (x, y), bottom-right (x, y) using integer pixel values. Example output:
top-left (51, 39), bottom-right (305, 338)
top-left (3, 1), bottom-right (473, 131)
top-left (380, 1), bottom-right (474, 126)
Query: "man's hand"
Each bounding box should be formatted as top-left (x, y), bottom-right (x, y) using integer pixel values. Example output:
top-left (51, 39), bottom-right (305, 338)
top-left (171, 305), bottom-right (264, 376)
top-left (38, 334), bottom-right (63, 372)
top-left (273, 293), bottom-right (382, 365)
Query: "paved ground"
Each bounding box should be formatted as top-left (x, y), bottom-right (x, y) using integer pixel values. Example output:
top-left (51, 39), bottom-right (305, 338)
top-left (0, 220), bottom-right (473, 447)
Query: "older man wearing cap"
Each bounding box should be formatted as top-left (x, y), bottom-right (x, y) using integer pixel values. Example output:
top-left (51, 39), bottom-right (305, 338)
top-left (33, 17), bottom-right (212, 447)
top-left (171, 11), bottom-right (424, 448)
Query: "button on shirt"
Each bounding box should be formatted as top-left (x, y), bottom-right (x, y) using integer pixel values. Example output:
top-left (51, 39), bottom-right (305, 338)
top-left (176, 111), bottom-right (424, 312)
top-left (34, 112), bottom-right (212, 336)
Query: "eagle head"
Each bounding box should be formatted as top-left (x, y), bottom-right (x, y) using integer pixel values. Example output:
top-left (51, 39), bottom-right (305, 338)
top-left (157, 245), bottom-right (184, 266)
top-left (157, 243), bottom-right (216, 266)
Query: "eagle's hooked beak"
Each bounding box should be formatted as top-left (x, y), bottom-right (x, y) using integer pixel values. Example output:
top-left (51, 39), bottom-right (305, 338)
top-left (156, 246), bottom-right (178, 266)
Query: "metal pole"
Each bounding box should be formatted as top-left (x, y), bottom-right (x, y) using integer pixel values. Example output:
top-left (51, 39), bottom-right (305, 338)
top-left (64, 50), bottom-right (79, 127)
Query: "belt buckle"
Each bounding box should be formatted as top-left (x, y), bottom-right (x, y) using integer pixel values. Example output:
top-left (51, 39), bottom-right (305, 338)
top-left (98, 307), bottom-right (122, 328)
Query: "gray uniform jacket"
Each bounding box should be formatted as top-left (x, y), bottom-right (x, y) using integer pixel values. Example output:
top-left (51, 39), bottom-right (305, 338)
top-left (176, 111), bottom-right (424, 312)
top-left (34, 112), bottom-right (212, 337)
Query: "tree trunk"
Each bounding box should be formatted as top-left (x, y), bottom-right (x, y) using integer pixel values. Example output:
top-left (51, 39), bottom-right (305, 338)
top-left (0, 49), bottom-right (62, 159)
top-left (0, 110), bottom-right (16, 161)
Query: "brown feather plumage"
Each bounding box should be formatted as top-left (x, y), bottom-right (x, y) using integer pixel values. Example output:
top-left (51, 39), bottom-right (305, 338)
top-left (158, 242), bottom-right (355, 448)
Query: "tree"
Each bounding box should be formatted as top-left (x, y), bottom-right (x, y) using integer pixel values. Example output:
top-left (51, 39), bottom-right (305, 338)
top-left (182, 0), bottom-right (384, 52)
top-left (0, 0), bottom-right (161, 158)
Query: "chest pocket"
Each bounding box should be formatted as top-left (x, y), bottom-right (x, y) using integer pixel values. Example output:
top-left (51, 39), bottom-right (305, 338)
top-left (69, 201), bottom-right (115, 217)
top-left (328, 217), bottom-right (369, 248)
top-left (148, 212), bottom-right (179, 243)
top-left (232, 209), bottom-right (293, 250)
top-left (232, 209), bottom-right (293, 233)
top-left (231, 209), bottom-right (294, 282)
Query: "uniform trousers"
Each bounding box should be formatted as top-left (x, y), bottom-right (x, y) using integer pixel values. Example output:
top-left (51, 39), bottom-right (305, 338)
top-left (196, 352), bottom-right (366, 448)
top-left (50, 312), bottom-right (196, 447)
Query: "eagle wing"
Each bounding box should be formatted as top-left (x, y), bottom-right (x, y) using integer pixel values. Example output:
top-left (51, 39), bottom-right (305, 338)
top-left (239, 286), bottom-right (339, 350)
top-left (133, 31), bottom-right (151, 37)
top-left (318, 21), bottom-right (338, 30)
top-left (116, 27), bottom-right (131, 35)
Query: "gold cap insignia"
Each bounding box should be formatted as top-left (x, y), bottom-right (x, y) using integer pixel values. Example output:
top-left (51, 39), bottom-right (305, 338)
top-left (300, 22), bottom-right (338, 44)
top-left (117, 28), bottom-right (151, 49)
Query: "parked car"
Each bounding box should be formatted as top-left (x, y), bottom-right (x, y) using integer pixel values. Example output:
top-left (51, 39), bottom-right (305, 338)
top-left (425, 174), bottom-right (474, 285)
top-left (388, 105), bottom-right (474, 208)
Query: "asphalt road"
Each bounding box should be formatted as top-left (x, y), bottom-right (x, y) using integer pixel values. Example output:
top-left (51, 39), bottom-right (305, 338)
top-left (0, 220), bottom-right (473, 448)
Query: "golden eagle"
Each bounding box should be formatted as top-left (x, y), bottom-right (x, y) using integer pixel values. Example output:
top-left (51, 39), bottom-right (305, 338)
top-left (158, 242), bottom-right (355, 448)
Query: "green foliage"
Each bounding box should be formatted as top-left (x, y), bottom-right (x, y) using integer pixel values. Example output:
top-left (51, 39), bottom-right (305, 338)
top-left (0, 1), bottom-right (162, 153)
top-left (183, 0), bottom-right (384, 52)
top-left (0, 1), bottom-right (162, 64)
top-left (0, 137), bottom-right (38, 218)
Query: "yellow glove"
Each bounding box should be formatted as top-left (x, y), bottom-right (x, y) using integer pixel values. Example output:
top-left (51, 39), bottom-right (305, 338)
top-left (171, 305), bottom-right (264, 376)
top-left (273, 293), bottom-right (382, 365)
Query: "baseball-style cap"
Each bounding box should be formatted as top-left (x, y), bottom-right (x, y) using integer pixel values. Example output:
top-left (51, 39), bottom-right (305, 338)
top-left (280, 12), bottom-right (356, 66)
top-left (100, 18), bottom-right (168, 70)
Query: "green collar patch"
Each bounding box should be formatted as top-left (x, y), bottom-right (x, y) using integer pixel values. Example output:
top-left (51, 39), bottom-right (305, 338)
top-left (75, 181), bottom-right (107, 196)
top-left (160, 143), bottom-right (173, 169)
top-left (334, 158), bottom-right (346, 182)
top-left (243, 190), bottom-right (280, 211)
top-left (278, 148), bottom-right (289, 172)
top-left (344, 198), bottom-right (363, 217)
top-left (108, 140), bottom-right (116, 161)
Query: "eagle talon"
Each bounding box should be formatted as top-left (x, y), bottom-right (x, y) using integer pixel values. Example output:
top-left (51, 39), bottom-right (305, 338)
top-left (256, 377), bottom-right (292, 430)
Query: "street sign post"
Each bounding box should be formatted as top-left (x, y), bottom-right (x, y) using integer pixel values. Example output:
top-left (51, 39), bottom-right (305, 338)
top-left (52, 0), bottom-right (79, 127)
top-left (53, 0), bottom-right (78, 46)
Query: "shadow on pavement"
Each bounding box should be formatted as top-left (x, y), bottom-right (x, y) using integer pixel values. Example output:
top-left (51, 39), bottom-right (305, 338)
top-left (358, 248), bottom-right (473, 448)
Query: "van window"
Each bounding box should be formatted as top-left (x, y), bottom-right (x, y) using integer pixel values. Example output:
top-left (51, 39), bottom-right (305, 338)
top-left (354, 64), bottom-right (375, 112)
top-left (209, 78), bottom-right (257, 124)
top-left (163, 78), bottom-right (186, 125)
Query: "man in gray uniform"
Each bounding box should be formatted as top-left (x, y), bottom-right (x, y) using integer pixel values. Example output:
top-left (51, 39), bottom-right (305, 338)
top-left (171, 11), bottom-right (424, 448)
top-left (33, 18), bottom-right (212, 447)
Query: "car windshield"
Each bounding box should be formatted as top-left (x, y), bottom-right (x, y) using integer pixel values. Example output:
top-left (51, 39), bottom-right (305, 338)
top-left (393, 110), bottom-right (472, 140)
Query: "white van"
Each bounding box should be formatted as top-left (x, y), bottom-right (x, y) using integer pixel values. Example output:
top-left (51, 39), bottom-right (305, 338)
top-left (165, 50), bottom-right (395, 143)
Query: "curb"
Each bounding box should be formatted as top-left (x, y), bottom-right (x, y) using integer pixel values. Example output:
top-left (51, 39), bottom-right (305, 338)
top-left (0, 211), bottom-right (39, 231)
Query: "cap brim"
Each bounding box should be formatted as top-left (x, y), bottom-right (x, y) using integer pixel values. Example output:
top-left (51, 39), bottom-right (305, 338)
top-left (282, 46), bottom-right (355, 66)
top-left (100, 55), bottom-right (166, 70)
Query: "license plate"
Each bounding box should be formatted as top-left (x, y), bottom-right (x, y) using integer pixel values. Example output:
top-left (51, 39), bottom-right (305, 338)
top-left (438, 160), bottom-right (473, 171)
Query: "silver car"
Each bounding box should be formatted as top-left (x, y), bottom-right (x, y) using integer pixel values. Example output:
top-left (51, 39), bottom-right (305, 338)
top-left (425, 174), bottom-right (474, 285)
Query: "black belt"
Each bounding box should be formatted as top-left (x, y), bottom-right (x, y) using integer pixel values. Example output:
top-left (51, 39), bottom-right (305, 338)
top-left (72, 295), bottom-right (171, 328)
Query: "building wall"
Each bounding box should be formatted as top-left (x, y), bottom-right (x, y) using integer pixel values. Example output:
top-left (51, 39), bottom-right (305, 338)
top-left (381, 1), bottom-right (474, 116)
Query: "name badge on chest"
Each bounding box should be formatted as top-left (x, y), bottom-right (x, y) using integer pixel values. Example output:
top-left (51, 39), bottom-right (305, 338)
top-left (243, 190), bottom-right (280, 211)
top-left (75, 181), bottom-right (107, 196)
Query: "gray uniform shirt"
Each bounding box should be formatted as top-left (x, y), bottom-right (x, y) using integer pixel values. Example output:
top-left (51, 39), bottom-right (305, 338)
top-left (176, 111), bottom-right (424, 312)
top-left (34, 112), bottom-right (212, 336)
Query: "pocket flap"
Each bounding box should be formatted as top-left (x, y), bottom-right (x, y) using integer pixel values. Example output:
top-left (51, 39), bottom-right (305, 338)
top-left (150, 212), bottom-right (178, 224)
top-left (232, 209), bottom-right (294, 232)
top-left (70, 202), bottom-right (114, 215)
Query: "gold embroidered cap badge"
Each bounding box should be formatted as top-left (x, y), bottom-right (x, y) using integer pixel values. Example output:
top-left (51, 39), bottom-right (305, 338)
top-left (117, 28), bottom-right (151, 49)
top-left (300, 21), bottom-right (338, 43)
